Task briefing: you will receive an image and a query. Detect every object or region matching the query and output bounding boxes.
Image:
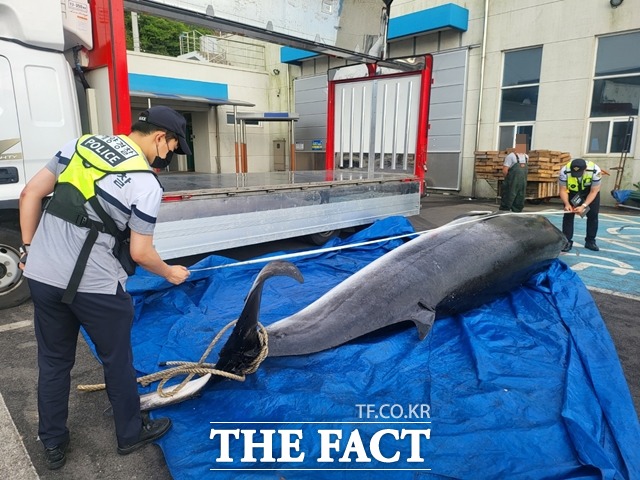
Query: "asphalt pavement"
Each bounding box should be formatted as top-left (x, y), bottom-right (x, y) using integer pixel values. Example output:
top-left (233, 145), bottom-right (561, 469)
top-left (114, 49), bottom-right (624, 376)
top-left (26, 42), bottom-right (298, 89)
top-left (0, 192), bottom-right (638, 479)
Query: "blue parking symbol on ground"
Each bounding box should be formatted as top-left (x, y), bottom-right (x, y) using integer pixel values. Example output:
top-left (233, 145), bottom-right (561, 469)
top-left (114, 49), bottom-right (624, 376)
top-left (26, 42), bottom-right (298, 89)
top-left (543, 212), bottom-right (640, 300)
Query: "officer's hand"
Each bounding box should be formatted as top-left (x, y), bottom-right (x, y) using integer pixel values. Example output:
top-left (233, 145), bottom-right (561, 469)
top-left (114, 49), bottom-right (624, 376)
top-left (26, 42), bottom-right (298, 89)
top-left (18, 244), bottom-right (29, 271)
top-left (563, 204), bottom-right (574, 212)
top-left (165, 265), bottom-right (191, 285)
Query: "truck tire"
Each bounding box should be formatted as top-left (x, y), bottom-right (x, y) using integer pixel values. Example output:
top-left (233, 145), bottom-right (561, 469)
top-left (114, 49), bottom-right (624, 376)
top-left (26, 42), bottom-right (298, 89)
top-left (307, 230), bottom-right (338, 246)
top-left (0, 225), bottom-right (31, 309)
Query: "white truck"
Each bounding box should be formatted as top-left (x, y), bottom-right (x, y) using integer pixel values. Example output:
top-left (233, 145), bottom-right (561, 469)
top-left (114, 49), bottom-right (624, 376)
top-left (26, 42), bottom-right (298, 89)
top-left (0, 0), bottom-right (427, 309)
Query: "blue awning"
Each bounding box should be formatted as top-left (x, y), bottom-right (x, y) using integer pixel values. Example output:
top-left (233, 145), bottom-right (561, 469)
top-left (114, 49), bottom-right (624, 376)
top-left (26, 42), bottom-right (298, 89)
top-left (129, 73), bottom-right (254, 107)
top-left (235, 112), bottom-right (299, 122)
top-left (388, 3), bottom-right (468, 39)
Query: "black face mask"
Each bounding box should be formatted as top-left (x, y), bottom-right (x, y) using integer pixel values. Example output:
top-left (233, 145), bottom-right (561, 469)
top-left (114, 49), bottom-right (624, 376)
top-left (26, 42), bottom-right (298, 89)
top-left (150, 150), bottom-right (174, 169)
top-left (150, 139), bottom-right (175, 169)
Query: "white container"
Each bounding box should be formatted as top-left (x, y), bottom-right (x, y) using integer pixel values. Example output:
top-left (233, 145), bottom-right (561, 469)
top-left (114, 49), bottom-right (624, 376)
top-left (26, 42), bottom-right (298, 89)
top-left (61, 0), bottom-right (93, 50)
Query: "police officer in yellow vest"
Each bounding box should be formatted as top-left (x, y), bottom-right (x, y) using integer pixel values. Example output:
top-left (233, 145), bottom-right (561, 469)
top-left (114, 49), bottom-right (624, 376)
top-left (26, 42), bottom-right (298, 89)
top-left (558, 158), bottom-right (602, 252)
top-left (19, 106), bottom-right (191, 469)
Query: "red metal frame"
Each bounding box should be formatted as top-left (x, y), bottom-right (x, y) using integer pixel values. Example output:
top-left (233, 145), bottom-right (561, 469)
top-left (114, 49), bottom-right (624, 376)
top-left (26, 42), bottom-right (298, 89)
top-left (87, 0), bottom-right (131, 134)
top-left (325, 76), bottom-right (337, 177)
top-left (325, 55), bottom-right (434, 192)
top-left (415, 54), bottom-right (433, 191)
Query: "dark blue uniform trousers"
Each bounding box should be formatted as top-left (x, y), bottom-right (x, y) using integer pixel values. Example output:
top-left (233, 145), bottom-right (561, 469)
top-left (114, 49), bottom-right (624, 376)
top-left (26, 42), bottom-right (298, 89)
top-left (28, 279), bottom-right (141, 448)
top-left (562, 191), bottom-right (601, 243)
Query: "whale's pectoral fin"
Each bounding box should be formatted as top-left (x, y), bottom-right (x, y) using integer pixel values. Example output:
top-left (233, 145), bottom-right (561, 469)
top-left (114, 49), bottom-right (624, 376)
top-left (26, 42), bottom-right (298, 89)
top-left (139, 373), bottom-right (212, 411)
top-left (103, 372), bottom-right (215, 414)
top-left (216, 260), bottom-right (304, 375)
top-left (412, 300), bottom-right (436, 340)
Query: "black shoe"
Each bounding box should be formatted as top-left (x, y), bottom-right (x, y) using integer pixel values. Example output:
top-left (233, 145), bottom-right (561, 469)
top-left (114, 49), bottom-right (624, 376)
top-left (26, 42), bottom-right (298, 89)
top-left (117, 416), bottom-right (172, 455)
top-left (585, 241), bottom-right (599, 252)
top-left (561, 240), bottom-right (573, 252)
top-left (44, 438), bottom-right (69, 470)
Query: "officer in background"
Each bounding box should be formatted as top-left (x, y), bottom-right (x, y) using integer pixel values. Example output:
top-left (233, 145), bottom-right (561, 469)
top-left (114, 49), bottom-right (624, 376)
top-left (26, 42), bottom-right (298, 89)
top-left (19, 106), bottom-right (191, 469)
top-left (558, 158), bottom-right (602, 252)
top-left (499, 135), bottom-right (529, 212)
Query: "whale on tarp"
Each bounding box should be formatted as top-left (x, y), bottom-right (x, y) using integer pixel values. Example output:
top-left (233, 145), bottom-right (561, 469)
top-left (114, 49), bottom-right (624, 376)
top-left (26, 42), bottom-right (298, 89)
top-left (100, 214), bottom-right (640, 479)
top-left (215, 212), bottom-right (567, 374)
top-left (136, 212), bottom-right (566, 406)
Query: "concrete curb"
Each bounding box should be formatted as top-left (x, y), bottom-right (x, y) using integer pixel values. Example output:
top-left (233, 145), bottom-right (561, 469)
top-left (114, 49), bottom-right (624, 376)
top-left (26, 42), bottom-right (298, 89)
top-left (0, 392), bottom-right (38, 479)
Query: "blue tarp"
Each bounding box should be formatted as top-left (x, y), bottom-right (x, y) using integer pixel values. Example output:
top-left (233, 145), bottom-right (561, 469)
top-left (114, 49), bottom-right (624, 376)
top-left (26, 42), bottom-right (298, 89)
top-left (612, 190), bottom-right (634, 203)
top-left (113, 217), bottom-right (640, 479)
top-left (611, 189), bottom-right (640, 206)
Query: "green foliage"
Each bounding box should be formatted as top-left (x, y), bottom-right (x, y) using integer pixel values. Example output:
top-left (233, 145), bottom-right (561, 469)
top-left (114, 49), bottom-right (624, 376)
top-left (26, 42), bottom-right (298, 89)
top-left (124, 12), bottom-right (217, 57)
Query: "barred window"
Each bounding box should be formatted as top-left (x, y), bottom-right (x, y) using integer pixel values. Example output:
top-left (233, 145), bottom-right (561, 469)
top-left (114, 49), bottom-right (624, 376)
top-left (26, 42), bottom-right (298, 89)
top-left (498, 47), bottom-right (542, 149)
top-left (587, 32), bottom-right (639, 154)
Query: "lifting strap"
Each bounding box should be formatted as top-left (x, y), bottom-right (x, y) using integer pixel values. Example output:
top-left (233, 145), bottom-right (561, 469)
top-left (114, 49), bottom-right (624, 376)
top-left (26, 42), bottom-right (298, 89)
top-left (45, 189), bottom-right (128, 304)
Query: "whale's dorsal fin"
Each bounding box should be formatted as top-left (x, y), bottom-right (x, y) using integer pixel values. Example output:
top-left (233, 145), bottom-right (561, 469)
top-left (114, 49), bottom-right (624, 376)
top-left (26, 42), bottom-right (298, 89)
top-left (412, 301), bottom-right (436, 340)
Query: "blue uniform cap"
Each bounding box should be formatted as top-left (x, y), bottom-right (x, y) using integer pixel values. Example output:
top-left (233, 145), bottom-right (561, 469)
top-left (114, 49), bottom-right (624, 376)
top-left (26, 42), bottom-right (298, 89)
top-left (570, 158), bottom-right (587, 177)
top-left (138, 106), bottom-right (192, 156)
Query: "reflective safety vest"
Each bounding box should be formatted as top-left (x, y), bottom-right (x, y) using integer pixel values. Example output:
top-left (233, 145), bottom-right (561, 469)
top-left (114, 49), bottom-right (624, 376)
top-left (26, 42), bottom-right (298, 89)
top-left (565, 160), bottom-right (596, 193)
top-left (45, 134), bottom-right (158, 303)
top-left (55, 134), bottom-right (151, 199)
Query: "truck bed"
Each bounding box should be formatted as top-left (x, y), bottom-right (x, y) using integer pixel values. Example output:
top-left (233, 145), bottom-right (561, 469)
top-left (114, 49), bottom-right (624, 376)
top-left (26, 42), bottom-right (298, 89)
top-left (154, 170), bottom-right (421, 259)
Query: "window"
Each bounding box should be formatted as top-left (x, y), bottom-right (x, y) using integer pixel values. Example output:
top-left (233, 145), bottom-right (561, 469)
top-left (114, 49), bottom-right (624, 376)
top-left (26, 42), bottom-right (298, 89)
top-left (587, 32), bottom-right (639, 154)
top-left (498, 125), bottom-right (533, 152)
top-left (498, 47), bottom-right (542, 149)
top-left (588, 118), bottom-right (634, 154)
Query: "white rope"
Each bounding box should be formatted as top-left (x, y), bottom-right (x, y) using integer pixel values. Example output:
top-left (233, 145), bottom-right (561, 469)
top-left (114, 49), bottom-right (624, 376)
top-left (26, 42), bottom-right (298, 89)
top-left (187, 210), bottom-right (568, 274)
top-left (188, 231), bottom-right (420, 273)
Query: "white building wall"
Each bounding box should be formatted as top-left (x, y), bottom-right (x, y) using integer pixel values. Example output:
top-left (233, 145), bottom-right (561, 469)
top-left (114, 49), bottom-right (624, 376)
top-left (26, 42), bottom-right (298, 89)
top-left (298, 0), bottom-right (640, 204)
top-left (191, 110), bottom-right (212, 172)
top-left (125, 2), bottom-right (640, 203)
top-left (473, 0), bottom-right (640, 204)
top-left (127, 49), bottom-right (292, 174)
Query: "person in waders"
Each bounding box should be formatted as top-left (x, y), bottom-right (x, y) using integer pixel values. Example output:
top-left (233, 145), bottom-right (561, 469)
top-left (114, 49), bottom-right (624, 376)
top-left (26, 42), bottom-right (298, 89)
top-left (499, 137), bottom-right (529, 212)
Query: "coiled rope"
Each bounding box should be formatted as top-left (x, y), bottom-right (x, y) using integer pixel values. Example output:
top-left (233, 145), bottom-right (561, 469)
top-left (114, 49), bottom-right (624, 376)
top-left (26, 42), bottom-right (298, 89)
top-left (77, 320), bottom-right (269, 398)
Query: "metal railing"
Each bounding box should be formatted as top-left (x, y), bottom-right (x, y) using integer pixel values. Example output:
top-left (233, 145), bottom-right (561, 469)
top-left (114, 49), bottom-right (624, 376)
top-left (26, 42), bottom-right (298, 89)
top-left (179, 31), bottom-right (266, 71)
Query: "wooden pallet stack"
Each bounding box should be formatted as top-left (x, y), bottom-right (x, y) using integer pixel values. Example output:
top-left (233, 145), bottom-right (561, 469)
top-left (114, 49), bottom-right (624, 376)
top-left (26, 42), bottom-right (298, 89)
top-left (475, 149), bottom-right (571, 199)
top-left (526, 150), bottom-right (571, 181)
top-left (523, 181), bottom-right (560, 199)
top-left (474, 151), bottom-right (507, 180)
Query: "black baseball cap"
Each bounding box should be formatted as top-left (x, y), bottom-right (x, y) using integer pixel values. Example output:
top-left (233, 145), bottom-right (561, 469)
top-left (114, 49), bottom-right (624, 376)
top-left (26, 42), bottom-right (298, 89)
top-left (138, 106), bottom-right (192, 155)
top-left (569, 158), bottom-right (587, 176)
